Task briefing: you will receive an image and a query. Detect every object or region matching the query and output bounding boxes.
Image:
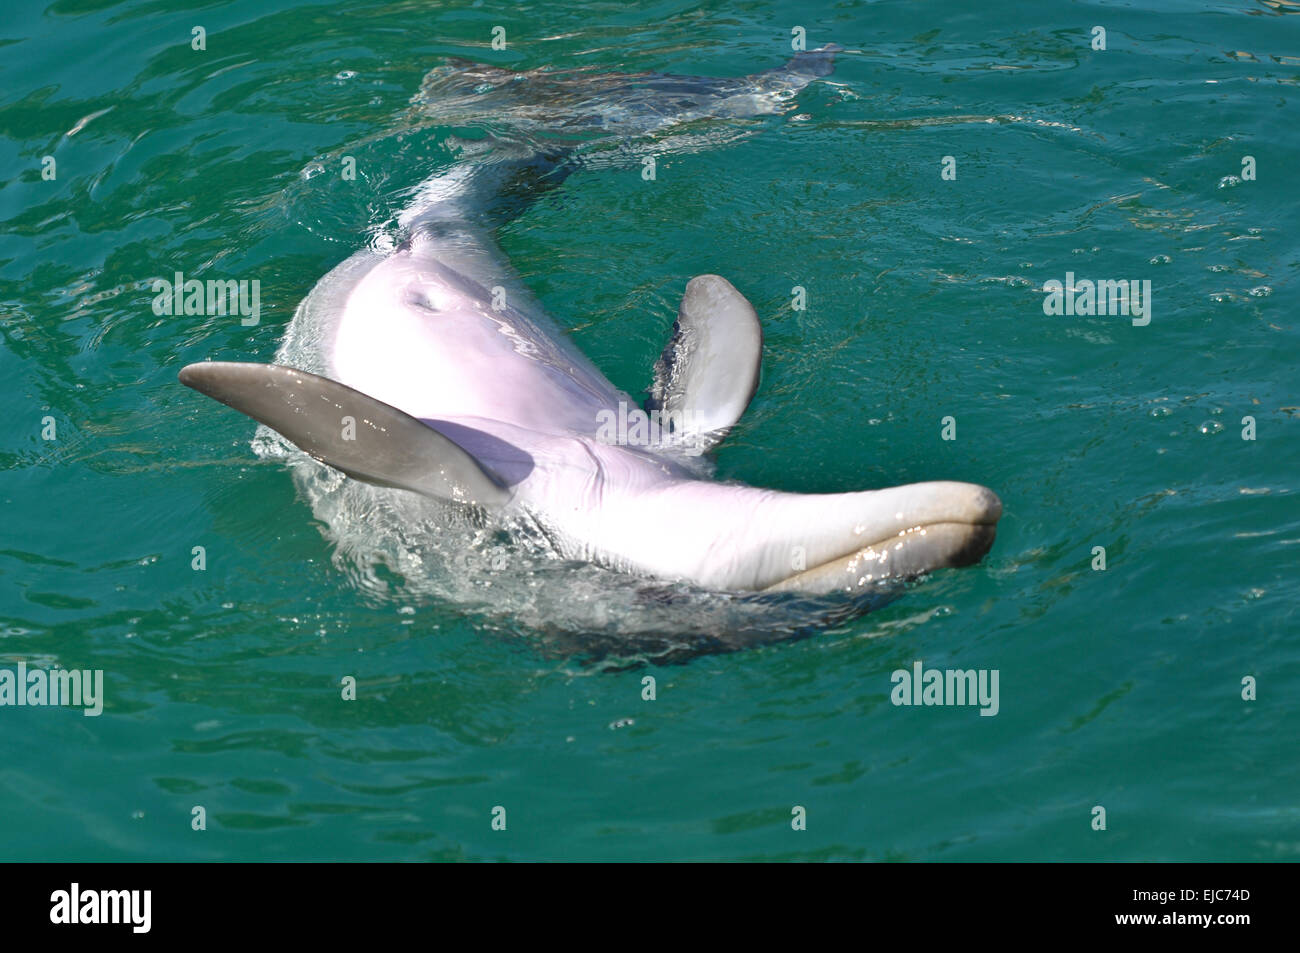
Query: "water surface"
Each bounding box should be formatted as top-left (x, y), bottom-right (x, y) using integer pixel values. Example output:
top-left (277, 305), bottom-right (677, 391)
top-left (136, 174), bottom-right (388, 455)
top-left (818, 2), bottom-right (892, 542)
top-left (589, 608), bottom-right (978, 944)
top-left (1, 0), bottom-right (1297, 861)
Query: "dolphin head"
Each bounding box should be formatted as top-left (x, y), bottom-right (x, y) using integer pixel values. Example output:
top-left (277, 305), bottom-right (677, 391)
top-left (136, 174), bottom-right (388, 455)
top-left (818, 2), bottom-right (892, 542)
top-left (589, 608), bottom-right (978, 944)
top-left (531, 433), bottom-right (1002, 596)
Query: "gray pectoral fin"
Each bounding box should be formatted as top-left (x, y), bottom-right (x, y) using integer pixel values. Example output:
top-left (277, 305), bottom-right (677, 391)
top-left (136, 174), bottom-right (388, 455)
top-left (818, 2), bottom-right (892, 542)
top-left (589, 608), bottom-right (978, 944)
top-left (179, 362), bottom-right (511, 508)
top-left (646, 274), bottom-right (762, 453)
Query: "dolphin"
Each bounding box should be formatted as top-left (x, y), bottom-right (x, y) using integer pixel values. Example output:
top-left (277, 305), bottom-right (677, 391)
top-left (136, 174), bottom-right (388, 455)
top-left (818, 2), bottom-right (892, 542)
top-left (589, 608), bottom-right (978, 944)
top-left (179, 47), bottom-right (1001, 646)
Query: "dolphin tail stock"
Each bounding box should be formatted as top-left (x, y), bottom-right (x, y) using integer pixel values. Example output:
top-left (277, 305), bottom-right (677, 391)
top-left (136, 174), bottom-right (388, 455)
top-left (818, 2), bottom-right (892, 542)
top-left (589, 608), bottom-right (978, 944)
top-left (396, 135), bottom-right (582, 236)
top-left (178, 362), bottom-right (511, 508)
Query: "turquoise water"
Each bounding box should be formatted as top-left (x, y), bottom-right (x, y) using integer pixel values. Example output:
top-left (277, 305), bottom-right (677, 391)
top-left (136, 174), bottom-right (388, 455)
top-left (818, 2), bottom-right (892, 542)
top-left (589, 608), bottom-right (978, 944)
top-left (2, 0), bottom-right (1297, 861)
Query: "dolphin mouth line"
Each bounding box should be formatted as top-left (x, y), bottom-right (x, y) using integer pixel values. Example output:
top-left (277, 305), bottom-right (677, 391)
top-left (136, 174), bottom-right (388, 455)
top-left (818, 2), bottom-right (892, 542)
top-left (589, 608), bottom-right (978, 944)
top-left (762, 517), bottom-right (1001, 594)
top-left (851, 516), bottom-right (1000, 552)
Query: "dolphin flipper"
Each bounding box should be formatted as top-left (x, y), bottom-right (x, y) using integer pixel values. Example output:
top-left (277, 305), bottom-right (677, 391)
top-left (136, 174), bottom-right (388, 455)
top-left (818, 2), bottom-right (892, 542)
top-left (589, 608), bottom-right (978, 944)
top-left (179, 362), bottom-right (510, 507)
top-left (646, 275), bottom-right (762, 454)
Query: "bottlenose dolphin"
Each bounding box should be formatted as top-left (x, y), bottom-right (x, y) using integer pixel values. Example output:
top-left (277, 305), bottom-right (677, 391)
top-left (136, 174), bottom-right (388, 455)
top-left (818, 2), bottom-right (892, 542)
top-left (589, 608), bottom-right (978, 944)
top-left (180, 47), bottom-right (1001, 647)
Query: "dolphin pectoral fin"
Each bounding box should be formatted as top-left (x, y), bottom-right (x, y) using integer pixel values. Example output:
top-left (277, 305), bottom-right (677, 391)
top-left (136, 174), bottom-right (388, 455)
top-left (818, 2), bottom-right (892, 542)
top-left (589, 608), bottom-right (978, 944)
top-left (645, 274), bottom-right (762, 454)
top-left (178, 362), bottom-right (511, 508)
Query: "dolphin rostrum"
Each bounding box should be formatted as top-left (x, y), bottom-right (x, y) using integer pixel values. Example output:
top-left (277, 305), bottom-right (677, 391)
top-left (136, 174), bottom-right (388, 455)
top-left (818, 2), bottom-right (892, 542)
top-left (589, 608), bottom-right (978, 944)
top-left (180, 47), bottom-right (1001, 640)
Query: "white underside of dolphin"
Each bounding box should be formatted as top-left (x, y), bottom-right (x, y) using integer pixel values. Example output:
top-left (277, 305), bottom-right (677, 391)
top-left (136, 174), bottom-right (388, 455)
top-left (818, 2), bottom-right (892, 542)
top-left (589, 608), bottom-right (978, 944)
top-left (180, 46), bottom-right (1001, 607)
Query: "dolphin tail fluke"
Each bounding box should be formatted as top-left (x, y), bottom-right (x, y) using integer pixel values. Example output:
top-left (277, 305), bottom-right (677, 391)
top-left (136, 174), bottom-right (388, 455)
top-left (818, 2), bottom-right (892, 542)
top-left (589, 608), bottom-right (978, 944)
top-left (768, 43), bottom-right (843, 82)
top-left (646, 275), bottom-right (762, 454)
top-left (178, 362), bottom-right (510, 508)
top-left (415, 44), bottom-right (843, 143)
top-left (403, 45), bottom-right (843, 230)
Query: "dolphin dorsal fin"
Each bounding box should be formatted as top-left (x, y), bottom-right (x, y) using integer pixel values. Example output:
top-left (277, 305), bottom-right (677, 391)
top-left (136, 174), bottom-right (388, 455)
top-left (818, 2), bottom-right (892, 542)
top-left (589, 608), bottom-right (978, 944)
top-left (179, 362), bottom-right (510, 507)
top-left (645, 274), bottom-right (762, 454)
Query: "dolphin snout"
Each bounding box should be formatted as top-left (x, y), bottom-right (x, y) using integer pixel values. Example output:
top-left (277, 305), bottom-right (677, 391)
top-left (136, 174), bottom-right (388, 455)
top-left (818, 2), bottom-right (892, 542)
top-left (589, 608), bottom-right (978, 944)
top-left (918, 518), bottom-right (998, 570)
top-left (868, 482), bottom-right (1002, 576)
top-left (760, 481), bottom-right (1002, 595)
top-left (947, 486), bottom-right (1002, 567)
top-left (964, 484), bottom-right (1003, 527)
top-left (952, 487), bottom-right (1002, 566)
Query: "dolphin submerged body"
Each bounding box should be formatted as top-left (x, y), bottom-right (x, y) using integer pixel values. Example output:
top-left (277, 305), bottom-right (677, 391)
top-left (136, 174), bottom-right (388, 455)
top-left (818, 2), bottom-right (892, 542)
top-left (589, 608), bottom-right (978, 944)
top-left (180, 47), bottom-right (1002, 654)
